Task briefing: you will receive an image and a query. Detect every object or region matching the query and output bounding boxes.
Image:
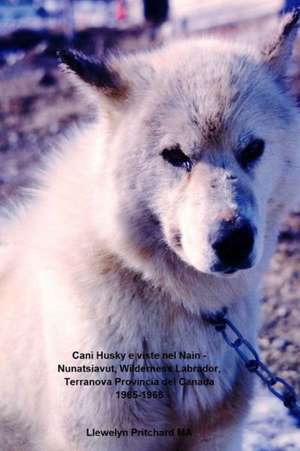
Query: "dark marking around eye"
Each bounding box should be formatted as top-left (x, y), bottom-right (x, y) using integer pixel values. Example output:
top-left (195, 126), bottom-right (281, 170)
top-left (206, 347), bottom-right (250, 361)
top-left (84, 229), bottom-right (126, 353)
top-left (161, 144), bottom-right (192, 172)
top-left (173, 231), bottom-right (182, 247)
top-left (239, 139), bottom-right (265, 170)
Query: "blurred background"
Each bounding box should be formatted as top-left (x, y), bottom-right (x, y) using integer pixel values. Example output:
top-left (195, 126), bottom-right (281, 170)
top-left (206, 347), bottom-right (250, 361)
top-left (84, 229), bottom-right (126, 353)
top-left (1, 1), bottom-right (300, 449)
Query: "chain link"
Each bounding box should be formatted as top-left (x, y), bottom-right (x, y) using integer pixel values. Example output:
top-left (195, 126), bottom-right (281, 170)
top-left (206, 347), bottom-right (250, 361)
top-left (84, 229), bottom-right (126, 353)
top-left (201, 307), bottom-right (300, 424)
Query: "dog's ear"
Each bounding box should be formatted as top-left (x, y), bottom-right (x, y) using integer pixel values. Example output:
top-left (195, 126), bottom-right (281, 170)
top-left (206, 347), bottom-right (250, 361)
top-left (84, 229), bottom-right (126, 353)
top-left (58, 49), bottom-right (128, 100)
top-left (261, 10), bottom-right (300, 78)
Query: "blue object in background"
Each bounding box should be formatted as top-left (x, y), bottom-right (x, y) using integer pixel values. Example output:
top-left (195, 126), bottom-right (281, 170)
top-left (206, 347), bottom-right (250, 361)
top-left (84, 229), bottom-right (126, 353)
top-left (280, 0), bottom-right (300, 14)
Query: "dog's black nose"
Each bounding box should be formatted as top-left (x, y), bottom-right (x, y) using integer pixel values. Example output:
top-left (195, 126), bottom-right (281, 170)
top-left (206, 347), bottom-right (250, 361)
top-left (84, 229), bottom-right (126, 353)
top-left (211, 219), bottom-right (255, 272)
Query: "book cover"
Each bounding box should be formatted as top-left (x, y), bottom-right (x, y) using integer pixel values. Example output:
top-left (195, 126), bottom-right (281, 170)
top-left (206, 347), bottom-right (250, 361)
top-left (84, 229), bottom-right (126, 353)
top-left (0, 1), bottom-right (299, 450)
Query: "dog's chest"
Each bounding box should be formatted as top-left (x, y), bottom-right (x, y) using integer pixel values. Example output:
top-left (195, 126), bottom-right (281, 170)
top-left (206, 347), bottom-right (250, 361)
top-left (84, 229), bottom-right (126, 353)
top-left (101, 308), bottom-right (241, 420)
top-left (153, 323), bottom-right (238, 416)
top-left (85, 266), bottom-right (257, 423)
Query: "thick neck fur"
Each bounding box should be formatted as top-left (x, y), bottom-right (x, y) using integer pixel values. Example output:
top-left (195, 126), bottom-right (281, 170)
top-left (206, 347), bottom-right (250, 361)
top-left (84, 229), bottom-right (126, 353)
top-left (10, 122), bottom-right (266, 311)
top-left (7, 119), bottom-right (285, 321)
top-left (3, 122), bottom-right (270, 352)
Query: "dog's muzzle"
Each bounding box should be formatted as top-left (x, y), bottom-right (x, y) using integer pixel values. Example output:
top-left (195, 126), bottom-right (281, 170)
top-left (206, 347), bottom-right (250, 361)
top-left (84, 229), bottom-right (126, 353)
top-left (210, 217), bottom-right (256, 274)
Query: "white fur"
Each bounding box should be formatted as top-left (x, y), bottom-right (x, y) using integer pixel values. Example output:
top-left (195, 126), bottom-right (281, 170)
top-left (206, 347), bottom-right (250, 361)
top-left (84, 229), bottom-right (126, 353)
top-left (1, 18), bottom-right (300, 450)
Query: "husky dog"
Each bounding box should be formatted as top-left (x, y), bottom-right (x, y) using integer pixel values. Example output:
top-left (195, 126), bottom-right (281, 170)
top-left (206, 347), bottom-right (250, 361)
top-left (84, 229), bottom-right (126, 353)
top-left (0, 12), bottom-right (300, 451)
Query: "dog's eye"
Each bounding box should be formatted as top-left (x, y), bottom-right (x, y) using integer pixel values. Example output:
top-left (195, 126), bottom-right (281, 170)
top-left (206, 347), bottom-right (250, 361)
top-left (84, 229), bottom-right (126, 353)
top-left (161, 145), bottom-right (192, 172)
top-left (239, 139), bottom-right (265, 170)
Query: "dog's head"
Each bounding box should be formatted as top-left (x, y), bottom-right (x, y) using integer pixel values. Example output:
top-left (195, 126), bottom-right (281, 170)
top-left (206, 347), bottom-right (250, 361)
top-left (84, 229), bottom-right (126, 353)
top-left (60, 12), bottom-right (300, 278)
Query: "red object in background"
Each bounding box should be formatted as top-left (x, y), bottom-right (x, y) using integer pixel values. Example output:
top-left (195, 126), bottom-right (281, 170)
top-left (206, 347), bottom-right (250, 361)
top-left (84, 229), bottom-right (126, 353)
top-left (116, 0), bottom-right (128, 22)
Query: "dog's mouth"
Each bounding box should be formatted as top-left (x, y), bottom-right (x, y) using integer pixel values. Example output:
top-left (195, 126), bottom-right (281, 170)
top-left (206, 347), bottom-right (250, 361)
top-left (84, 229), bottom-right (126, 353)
top-left (166, 224), bottom-right (258, 277)
top-left (210, 258), bottom-right (254, 276)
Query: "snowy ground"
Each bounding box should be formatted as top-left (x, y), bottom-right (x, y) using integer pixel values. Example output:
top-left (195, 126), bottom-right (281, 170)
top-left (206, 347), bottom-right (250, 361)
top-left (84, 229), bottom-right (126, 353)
top-left (172, 0), bottom-right (282, 31)
top-left (0, 0), bottom-right (284, 34)
top-left (245, 383), bottom-right (300, 451)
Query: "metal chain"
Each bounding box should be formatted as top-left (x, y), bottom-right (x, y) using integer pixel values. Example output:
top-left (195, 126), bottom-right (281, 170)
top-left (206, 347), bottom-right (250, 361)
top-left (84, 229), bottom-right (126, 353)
top-left (201, 307), bottom-right (300, 425)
